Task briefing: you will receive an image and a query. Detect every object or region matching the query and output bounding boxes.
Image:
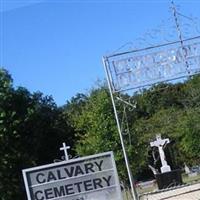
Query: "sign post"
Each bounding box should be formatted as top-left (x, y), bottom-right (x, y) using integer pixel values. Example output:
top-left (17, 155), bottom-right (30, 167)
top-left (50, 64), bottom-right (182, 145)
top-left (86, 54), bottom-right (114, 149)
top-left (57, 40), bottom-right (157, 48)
top-left (22, 151), bottom-right (122, 200)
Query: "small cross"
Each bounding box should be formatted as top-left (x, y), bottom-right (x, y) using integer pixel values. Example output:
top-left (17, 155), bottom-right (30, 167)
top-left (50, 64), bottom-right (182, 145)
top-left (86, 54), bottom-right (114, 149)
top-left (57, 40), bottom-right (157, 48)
top-left (60, 143), bottom-right (70, 161)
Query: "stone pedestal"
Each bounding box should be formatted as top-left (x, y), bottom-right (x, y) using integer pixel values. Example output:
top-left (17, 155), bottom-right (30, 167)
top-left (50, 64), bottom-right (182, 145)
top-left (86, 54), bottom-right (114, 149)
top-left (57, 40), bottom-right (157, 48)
top-left (155, 169), bottom-right (183, 190)
top-left (161, 165), bottom-right (171, 173)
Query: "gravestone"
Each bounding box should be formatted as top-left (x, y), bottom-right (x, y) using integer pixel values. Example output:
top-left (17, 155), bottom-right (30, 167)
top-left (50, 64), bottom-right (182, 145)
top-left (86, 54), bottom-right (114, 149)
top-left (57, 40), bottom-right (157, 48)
top-left (184, 163), bottom-right (191, 174)
top-left (184, 163), bottom-right (199, 178)
top-left (150, 135), bottom-right (171, 173)
top-left (150, 135), bottom-right (182, 189)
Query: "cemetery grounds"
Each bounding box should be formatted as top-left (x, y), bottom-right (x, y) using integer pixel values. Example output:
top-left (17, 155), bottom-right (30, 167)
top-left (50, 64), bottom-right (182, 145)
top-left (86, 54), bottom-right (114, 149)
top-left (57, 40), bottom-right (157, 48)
top-left (122, 172), bottom-right (200, 200)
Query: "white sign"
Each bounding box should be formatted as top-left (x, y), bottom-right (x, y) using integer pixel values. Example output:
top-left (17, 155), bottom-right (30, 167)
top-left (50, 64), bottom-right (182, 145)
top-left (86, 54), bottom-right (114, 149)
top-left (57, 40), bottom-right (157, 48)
top-left (22, 152), bottom-right (122, 200)
top-left (107, 37), bottom-right (200, 92)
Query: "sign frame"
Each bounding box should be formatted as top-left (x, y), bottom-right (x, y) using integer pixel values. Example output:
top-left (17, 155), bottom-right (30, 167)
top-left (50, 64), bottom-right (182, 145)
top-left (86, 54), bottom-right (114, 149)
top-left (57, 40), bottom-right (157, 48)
top-left (22, 151), bottom-right (122, 200)
top-left (105, 36), bottom-right (200, 93)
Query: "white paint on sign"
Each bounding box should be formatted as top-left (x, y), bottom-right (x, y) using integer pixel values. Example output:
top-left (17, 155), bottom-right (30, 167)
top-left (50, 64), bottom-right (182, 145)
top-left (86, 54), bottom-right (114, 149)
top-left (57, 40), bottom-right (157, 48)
top-left (22, 151), bottom-right (122, 200)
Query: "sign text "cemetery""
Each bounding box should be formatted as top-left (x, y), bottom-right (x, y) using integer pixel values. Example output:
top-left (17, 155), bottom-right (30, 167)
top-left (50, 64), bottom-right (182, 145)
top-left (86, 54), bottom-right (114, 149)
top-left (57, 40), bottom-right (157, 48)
top-left (22, 152), bottom-right (122, 200)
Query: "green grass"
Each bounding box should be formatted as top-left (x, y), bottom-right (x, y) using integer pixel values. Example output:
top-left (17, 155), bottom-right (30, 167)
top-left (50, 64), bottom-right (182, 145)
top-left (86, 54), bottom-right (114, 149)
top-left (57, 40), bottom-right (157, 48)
top-left (182, 173), bottom-right (200, 184)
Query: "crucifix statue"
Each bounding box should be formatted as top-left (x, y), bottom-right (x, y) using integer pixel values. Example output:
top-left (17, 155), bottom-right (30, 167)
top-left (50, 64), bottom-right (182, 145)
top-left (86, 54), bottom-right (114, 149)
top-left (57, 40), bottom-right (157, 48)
top-left (150, 134), bottom-right (171, 173)
top-left (60, 142), bottom-right (70, 161)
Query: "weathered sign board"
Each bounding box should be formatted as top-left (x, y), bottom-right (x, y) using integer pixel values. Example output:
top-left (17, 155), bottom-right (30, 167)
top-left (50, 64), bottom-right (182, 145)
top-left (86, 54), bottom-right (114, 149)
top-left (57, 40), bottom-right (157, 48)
top-left (106, 37), bottom-right (200, 92)
top-left (22, 151), bottom-right (122, 200)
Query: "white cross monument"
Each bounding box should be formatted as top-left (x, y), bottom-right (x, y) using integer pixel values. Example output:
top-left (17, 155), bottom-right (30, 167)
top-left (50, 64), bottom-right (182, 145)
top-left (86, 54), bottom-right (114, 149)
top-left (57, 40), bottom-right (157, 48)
top-left (60, 142), bottom-right (70, 161)
top-left (150, 135), bottom-right (171, 173)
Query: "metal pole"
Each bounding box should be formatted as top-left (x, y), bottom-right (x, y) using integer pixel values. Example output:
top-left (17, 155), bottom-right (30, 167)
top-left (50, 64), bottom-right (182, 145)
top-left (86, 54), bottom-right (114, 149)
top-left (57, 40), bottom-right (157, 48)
top-left (102, 56), bottom-right (139, 200)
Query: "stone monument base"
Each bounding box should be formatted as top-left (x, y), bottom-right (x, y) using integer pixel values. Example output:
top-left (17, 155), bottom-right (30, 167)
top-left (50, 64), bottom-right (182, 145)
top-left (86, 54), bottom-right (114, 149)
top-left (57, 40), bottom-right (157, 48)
top-left (155, 169), bottom-right (183, 190)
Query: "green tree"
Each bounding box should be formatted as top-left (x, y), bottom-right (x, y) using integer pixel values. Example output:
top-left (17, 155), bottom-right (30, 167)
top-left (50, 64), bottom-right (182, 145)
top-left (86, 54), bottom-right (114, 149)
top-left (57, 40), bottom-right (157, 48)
top-left (64, 87), bottom-right (130, 179)
top-left (0, 68), bottom-right (75, 200)
top-left (178, 108), bottom-right (200, 165)
top-left (67, 76), bottom-right (200, 182)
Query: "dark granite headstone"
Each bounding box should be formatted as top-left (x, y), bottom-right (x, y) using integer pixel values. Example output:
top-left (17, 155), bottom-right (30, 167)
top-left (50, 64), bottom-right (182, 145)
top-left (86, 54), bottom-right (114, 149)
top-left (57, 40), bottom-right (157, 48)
top-left (155, 169), bottom-right (183, 189)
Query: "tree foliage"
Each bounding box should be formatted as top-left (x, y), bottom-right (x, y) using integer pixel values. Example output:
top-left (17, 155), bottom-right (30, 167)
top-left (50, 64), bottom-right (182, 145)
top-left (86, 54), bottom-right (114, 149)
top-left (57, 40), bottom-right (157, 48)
top-left (2, 67), bottom-right (200, 198)
top-left (0, 69), bottom-right (75, 200)
top-left (65, 76), bottom-right (200, 182)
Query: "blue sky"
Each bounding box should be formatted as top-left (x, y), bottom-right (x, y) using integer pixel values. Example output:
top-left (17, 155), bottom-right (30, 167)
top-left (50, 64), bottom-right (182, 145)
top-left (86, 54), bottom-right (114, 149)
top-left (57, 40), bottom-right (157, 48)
top-left (1, 0), bottom-right (200, 105)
